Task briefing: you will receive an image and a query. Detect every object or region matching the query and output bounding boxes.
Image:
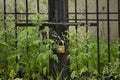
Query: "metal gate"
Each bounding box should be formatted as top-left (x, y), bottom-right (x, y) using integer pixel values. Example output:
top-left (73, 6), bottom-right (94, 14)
top-left (0, 0), bottom-right (120, 79)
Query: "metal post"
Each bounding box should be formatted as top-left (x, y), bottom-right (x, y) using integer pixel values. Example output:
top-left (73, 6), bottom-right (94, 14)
top-left (96, 0), bottom-right (100, 75)
top-left (118, 0), bottom-right (120, 66)
top-left (26, 0), bottom-right (29, 54)
top-left (85, 0), bottom-right (89, 72)
top-left (107, 0), bottom-right (110, 69)
top-left (74, 0), bottom-right (80, 78)
top-left (3, 1), bottom-right (8, 80)
top-left (4, 0), bottom-right (7, 42)
top-left (48, 0), bottom-right (69, 79)
top-left (14, 0), bottom-right (18, 63)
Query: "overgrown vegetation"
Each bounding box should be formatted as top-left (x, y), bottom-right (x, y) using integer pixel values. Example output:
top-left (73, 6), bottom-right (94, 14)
top-left (0, 24), bottom-right (120, 80)
top-left (0, 0), bottom-right (120, 80)
top-left (0, 25), bottom-right (59, 80)
top-left (68, 27), bottom-right (120, 80)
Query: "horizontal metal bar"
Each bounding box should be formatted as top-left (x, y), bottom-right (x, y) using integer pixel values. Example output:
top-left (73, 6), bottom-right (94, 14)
top-left (16, 23), bottom-right (37, 26)
top-left (0, 18), bottom-right (119, 21)
top-left (17, 20), bottom-right (48, 22)
top-left (42, 22), bottom-right (97, 26)
top-left (68, 19), bottom-right (119, 21)
top-left (3, 12), bottom-right (118, 15)
top-left (3, 12), bottom-right (47, 15)
top-left (0, 19), bottom-right (48, 22)
top-left (67, 12), bottom-right (118, 14)
top-left (15, 22), bottom-right (97, 27)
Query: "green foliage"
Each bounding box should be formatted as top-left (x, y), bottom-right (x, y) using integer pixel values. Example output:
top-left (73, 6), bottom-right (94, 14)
top-left (0, 22), bottom-right (120, 79)
top-left (0, 26), bottom-right (58, 79)
top-left (0, 1), bottom-right (50, 79)
top-left (68, 27), bottom-right (120, 79)
top-left (0, 1), bottom-right (120, 79)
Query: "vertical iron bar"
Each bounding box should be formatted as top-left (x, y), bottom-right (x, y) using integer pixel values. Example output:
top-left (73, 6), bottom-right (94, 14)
top-left (4, 0), bottom-right (7, 42)
top-left (60, 0), bottom-right (62, 22)
top-left (15, 0), bottom-right (18, 63)
top-left (3, 0), bottom-right (8, 79)
top-left (37, 0), bottom-right (40, 13)
top-left (56, 0), bottom-right (58, 22)
top-left (26, 0), bottom-right (29, 53)
top-left (63, 0), bottom-right (65, 22)
top-left (75, 0), bottom-right (77, 23)
top-left (85, 0), bottom-right (89, 70)
top-left (48, 0), bottom-right (56, 79)
top-left (37, 0), bottom-right (40, 36)
top-left (26, 0), bottom-right (28, 23)
top-left (96, 0), bottom-right (100, 75)
top-left (107, 0), bottom-right (111, 69)
top-left (118, 0), bottom-right (120, 65)
top-left (15, 0), bottom-right (17, 49)
top-left (85, 0), bottom-right (88, 32)
top-left (74, 0), bottom-right (80, 78)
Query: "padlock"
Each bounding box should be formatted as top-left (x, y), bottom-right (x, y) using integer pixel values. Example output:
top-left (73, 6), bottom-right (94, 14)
top-left (57, 40), bottom-right (65, 54)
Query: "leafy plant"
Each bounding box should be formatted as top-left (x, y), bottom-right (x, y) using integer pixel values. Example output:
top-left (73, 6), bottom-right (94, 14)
top-left (68, 26), bottom-right (120, 79)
